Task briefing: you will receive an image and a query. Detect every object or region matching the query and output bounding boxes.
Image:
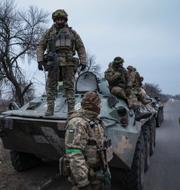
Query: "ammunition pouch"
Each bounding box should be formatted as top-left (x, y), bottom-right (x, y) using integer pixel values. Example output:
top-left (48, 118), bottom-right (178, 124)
top-left (69, 57), bottom-right (79, 72)
top-left (59, 156), bottom-right (71, 177)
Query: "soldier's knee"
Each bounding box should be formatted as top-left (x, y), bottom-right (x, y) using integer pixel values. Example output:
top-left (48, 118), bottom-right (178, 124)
top-left (111, 86), bottom-right (122, 95)
top-left (63, 81), bottom-right (74, 89)
top-left (111, 86), bottom-right (126, 99)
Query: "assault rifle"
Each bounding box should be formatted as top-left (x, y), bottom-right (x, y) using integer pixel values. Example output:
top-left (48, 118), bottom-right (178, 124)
top-left (96, 139), bottom-right (111, 190)
top-left (43, 52), bottom-right (59, 72)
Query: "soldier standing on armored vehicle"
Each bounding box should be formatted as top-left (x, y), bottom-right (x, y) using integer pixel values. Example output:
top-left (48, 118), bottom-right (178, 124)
top-left (65, 91), bottom-right (111, 190)
top-left (104, 57), bottom-right (140, 109)
top-left (36, 9), bottom-right (87, 116)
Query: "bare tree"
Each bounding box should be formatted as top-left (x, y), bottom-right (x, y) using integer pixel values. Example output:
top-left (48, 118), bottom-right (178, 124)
top-left (144, 83), bottom-right (161, 98)
top-left (0, 0), bottom-right (48, 106)
top-left (86, 53), bottom-right (100, 74)
top-left (144, 83), bottom-right (169, 102)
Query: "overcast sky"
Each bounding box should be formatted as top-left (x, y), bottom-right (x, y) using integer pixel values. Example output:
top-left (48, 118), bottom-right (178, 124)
top-left (16, 0), bottom-right (180, 95)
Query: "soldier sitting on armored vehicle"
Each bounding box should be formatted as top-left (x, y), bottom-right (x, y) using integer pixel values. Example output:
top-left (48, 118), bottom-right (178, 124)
top-left (104, 57), bottom-right (140, 109)
top-left (127, 66), bottom-right (151, 105)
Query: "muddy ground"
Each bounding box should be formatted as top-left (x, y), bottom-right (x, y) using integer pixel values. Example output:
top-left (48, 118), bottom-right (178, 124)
top-left (0, 139), bottom-right (71, 190)
top-left (0, 139), bottom-right (122, 190)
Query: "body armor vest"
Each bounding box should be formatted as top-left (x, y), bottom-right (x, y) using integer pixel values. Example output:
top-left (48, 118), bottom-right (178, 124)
top-left (47, 26), bottom-right (75, 53)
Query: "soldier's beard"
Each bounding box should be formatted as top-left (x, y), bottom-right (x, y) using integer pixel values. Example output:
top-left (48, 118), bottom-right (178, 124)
top-left (59, 23), bottom-right (66, 28)
top-left (55, 21), bottom-right (66, 28)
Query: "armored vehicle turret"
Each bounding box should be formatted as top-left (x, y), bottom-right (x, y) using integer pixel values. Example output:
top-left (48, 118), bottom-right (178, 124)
top-left (0, 71), bottom-right (157, 190)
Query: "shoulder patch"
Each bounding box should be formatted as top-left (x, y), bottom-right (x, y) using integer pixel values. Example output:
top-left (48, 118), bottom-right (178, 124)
top-left (66, 129), bottom-right (75, 144)
top-left (68, 129), bottom-right (75, 133)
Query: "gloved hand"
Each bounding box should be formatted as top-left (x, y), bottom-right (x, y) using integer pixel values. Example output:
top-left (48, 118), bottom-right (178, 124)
top-left (80, 63), bottom-right (86, 71)
top-left (38, 62), bottom-right (44, 71)
top-left (79, 184), bottom-right (91, 190)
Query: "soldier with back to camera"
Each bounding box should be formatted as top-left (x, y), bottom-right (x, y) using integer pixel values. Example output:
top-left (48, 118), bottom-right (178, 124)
top-left (36, 9), bottom-right (87, 116)
top-left (65, 91), bottom-right (111, 190)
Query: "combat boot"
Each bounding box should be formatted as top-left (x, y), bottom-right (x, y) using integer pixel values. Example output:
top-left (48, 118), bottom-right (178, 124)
top-left (45, 101), bottom-right (54, 116)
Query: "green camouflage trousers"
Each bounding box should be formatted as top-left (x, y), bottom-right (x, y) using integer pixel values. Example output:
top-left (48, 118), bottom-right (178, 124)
top-left (110, 86), bottom-right (141, 108)
top-left (47, 66), bottom-right (75, 113)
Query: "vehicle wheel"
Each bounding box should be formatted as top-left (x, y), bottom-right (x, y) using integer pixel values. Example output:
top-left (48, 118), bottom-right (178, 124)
top-left (142, 126), bottom-right (150, 172)
top-left (149, 118), bottom-right (156, 156)
top-left (120, 133), bottom-right (145, 190)
top-left (10, 151), bottom-right (41, 172)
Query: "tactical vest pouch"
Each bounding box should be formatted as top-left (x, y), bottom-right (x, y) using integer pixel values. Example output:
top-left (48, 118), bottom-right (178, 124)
top-left (71, 57), bottom-right (79, 72)
top-left (55, 32), bottom-right (72, 50)
top-left (57, 56), bottom-right (66, 65)
top-left (59, 156), bottom-right (70, 177)
top-left (85, 144), bottom-right (99, 167)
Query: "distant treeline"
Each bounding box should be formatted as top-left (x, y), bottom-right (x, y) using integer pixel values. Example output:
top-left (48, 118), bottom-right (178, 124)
top-left (144, 83), bottom-right (170, 103)
top-left (168, 94), bottom-right (180, 101)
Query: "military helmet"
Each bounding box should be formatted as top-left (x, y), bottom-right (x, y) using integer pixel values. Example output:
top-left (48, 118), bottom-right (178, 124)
top-left (52, 9), bottom-right (68, 21)
top-left (81, 91), bottom-right (101, 114)
top-left (113, 57), bottom-right (124, 65)
top-left (127, 65), bottom-right (134, 71)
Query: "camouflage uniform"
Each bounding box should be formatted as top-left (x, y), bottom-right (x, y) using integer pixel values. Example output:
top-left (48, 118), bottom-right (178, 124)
top-left (105, 57), bottom-right (139, 108)
top-left (65, 92), bottom-right (111, 190)
top-left (127, 66), bottom-right (150, 105)
top-left (104, 58), bottom-right (127, 100)
top-left (36, 9), bottom-right (86, 115)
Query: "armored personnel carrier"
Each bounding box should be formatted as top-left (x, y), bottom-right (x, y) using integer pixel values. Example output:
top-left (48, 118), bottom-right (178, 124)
top-left (0, 71), bottom-right (157, 190)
